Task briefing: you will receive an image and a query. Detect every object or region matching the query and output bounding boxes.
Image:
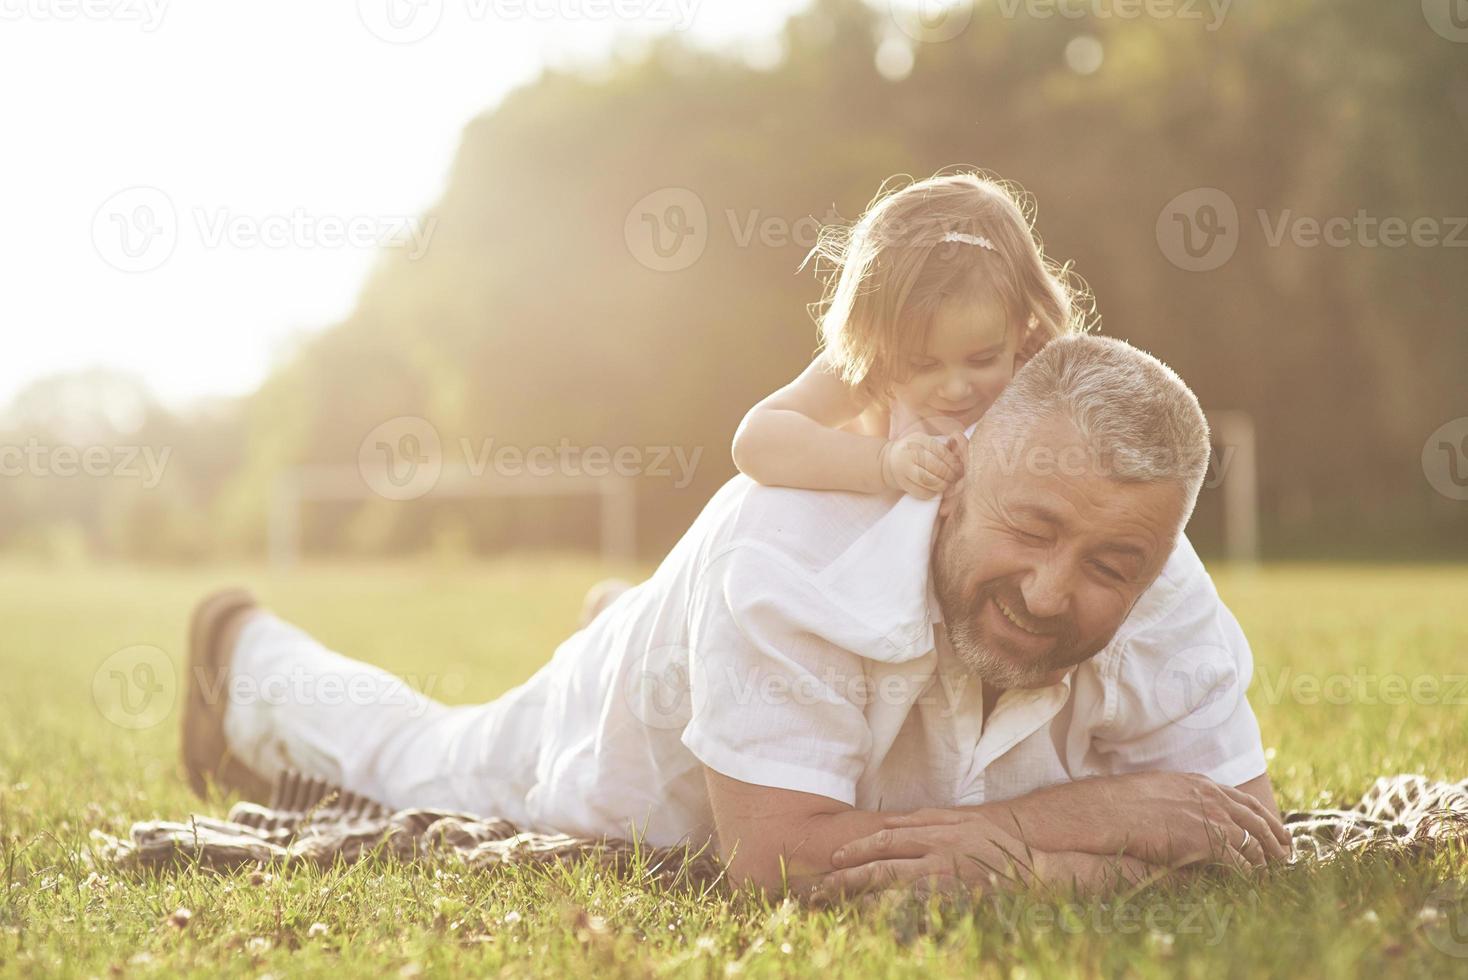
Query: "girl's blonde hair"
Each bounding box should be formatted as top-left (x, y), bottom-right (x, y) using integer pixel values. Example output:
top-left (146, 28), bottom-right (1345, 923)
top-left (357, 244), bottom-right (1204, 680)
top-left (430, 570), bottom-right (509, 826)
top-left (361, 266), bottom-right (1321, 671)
top-left (803, 169), bottom-right (1094, 401)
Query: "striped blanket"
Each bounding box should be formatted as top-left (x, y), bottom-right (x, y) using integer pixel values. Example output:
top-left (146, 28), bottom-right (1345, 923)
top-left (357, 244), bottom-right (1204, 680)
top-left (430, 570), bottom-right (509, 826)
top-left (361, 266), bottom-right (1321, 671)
top-left (91, 771), bottom-right (1468, 885)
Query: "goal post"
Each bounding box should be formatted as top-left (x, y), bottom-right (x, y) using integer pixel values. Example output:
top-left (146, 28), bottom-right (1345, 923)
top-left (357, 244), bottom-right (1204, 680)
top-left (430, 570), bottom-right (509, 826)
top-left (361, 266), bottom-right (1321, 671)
top-left (1204, 410), bottom-right (1260, 565)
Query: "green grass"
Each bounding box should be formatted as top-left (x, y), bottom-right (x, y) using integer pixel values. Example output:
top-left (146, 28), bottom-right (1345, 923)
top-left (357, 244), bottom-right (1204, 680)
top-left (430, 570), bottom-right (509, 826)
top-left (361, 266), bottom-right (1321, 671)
top-left (2, 559), bottom-right (1466, 977)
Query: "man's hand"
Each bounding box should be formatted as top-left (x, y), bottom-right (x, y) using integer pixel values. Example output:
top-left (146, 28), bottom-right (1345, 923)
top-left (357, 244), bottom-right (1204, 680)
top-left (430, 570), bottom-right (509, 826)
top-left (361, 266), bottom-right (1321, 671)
top-left (810, 771), bottom-right (1289, 899)
top-left (1087, 771), bottom-right (1291, 867)
top-left (706, 763), bottom-right (1290, 898)
top-left (805, 811), bottom-right (1033, 902)
top-left (806, 811), bottom-right (1163, 903)
top-left (971, 771), bottom-right (1289, 868)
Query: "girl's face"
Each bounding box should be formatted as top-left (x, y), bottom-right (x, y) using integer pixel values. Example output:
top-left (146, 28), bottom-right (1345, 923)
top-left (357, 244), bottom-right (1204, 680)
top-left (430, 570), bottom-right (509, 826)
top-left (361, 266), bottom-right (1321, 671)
top-left (890, 297), bottom-right (1017, 430)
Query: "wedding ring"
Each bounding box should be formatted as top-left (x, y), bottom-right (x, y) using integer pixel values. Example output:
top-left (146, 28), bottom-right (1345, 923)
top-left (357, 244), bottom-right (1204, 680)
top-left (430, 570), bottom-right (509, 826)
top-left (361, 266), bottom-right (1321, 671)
top-left (1239, 828), bottom-right (1253, 852)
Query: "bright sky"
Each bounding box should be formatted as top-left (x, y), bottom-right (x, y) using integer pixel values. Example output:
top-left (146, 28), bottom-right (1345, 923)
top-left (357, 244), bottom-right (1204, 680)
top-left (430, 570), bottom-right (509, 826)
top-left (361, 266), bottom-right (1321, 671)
top-left (0, 0), bottom-right (817, 411)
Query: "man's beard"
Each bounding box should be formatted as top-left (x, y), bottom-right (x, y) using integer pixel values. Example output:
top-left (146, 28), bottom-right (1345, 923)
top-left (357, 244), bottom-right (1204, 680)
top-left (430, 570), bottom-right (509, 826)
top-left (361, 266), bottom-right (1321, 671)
top-left (932, 539), bottom-right (1096, 689)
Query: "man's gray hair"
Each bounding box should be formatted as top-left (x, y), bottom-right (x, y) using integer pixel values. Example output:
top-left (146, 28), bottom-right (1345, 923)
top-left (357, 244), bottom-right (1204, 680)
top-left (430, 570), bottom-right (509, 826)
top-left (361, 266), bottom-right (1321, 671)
top-left (978, 335), bottom-right (1212, 520)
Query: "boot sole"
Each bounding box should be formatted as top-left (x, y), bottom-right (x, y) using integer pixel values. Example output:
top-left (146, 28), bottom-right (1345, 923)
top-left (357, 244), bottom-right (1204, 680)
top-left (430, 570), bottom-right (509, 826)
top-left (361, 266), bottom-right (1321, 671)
top-left (181, 588), bottom-right (271, 801)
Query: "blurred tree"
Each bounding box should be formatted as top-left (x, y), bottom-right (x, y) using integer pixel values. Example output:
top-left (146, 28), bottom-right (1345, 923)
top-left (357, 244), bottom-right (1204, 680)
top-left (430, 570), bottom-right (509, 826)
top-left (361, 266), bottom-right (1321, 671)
top-left (4, 0), bottom-right (1463, 560)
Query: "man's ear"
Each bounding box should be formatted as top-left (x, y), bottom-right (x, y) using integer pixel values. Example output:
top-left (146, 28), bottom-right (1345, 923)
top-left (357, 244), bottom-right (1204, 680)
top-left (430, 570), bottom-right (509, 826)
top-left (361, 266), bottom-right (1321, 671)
top-left (936, 432), bottom-right (970, 522)
top-left (1014, 327), bottom-right (1046, 371)
top-left (937, 475), bottom-right (967, 523)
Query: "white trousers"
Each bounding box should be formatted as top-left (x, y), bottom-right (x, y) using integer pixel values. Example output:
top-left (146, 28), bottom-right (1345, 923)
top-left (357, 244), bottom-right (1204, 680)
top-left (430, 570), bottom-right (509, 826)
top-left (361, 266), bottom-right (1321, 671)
top-left (222, 611), bottom-right (541, 822)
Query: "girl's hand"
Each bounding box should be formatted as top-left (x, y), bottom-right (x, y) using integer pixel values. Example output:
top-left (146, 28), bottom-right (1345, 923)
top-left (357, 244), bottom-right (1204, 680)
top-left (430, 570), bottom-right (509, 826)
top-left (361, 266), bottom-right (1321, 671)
top-left (880, 432), bottom-right (965, 500)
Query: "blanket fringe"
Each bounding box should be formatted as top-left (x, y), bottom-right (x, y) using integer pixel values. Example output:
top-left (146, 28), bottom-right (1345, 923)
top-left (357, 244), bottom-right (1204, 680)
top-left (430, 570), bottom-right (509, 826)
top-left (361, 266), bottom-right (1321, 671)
top-left (88, 769), bottom-right (724, 887)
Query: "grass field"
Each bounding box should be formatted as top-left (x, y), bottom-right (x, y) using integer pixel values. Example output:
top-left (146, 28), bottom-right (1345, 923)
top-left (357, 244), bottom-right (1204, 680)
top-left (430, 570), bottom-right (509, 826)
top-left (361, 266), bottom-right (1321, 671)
top-left (2, 558), bottom-right (1466, 977)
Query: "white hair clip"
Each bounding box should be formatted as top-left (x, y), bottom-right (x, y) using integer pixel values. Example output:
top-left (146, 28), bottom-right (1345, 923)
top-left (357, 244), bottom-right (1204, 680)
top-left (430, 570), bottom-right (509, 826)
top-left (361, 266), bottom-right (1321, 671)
top-left (941, 231), bottom-right (997, 251)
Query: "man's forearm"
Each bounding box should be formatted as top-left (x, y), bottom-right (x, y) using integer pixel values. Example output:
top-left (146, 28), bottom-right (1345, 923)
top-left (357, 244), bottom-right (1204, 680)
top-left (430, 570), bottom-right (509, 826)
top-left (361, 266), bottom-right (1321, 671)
top-left (719, 778), bottom-right (1130, 892)
top-left (711, 768), bottom-right (1284, 895)
top-left (805, 808), bottom-right (1162, 903)
top-left (954, 771), bottom-right (1287, 866)
top-left (956, 778), bottom-right (1131, 856)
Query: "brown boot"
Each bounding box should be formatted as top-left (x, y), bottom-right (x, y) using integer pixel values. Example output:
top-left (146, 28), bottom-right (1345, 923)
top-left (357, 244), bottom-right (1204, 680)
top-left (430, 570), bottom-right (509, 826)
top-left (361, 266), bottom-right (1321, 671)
top-left (180, 588), bottom-right (273, 801)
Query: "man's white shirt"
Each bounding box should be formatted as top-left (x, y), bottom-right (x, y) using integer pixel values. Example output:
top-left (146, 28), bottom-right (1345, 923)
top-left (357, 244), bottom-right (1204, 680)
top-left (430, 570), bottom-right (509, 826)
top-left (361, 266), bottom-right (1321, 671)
top-left (469, 475), bottom-right (1268, 847)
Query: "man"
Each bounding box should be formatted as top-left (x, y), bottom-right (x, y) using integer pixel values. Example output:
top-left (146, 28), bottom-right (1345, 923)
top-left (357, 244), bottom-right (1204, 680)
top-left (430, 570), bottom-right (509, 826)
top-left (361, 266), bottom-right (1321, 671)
top-left (182, 335), bottom-right (1288, 897)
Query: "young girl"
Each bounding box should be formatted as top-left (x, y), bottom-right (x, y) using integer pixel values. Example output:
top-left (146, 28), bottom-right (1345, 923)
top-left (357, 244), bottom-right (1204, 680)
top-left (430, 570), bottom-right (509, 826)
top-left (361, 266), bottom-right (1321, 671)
top-left (732, 171), bottom-right (1092, 502)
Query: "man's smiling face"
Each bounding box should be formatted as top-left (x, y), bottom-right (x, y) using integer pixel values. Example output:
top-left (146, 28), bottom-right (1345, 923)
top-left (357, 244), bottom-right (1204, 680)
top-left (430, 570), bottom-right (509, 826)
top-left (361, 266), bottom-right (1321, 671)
top-left (932, 413), bottom-right (1189, 689)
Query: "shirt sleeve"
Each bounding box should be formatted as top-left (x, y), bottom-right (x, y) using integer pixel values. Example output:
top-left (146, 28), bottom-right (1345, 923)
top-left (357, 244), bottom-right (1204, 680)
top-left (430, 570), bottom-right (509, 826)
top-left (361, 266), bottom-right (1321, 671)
top-left (679, 545), bottom-right (873, 805)
top-left (1089, 576), bottom-right (1268, 789)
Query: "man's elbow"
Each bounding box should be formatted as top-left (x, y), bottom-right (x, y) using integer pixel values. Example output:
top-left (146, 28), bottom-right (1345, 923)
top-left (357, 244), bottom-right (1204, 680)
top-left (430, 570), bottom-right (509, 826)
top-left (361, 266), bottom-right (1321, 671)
top-left (703, 769), bottom-right (855, 892)
top-left (715, 815), bottom-right (841, 894)
top-left (721, 845), bottom-right (790, 894)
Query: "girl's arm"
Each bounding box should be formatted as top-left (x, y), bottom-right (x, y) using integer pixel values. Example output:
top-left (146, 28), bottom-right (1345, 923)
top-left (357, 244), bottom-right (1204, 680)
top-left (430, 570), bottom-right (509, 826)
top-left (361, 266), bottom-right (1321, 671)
top-left (731, 357), bottom-right (891, 493)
